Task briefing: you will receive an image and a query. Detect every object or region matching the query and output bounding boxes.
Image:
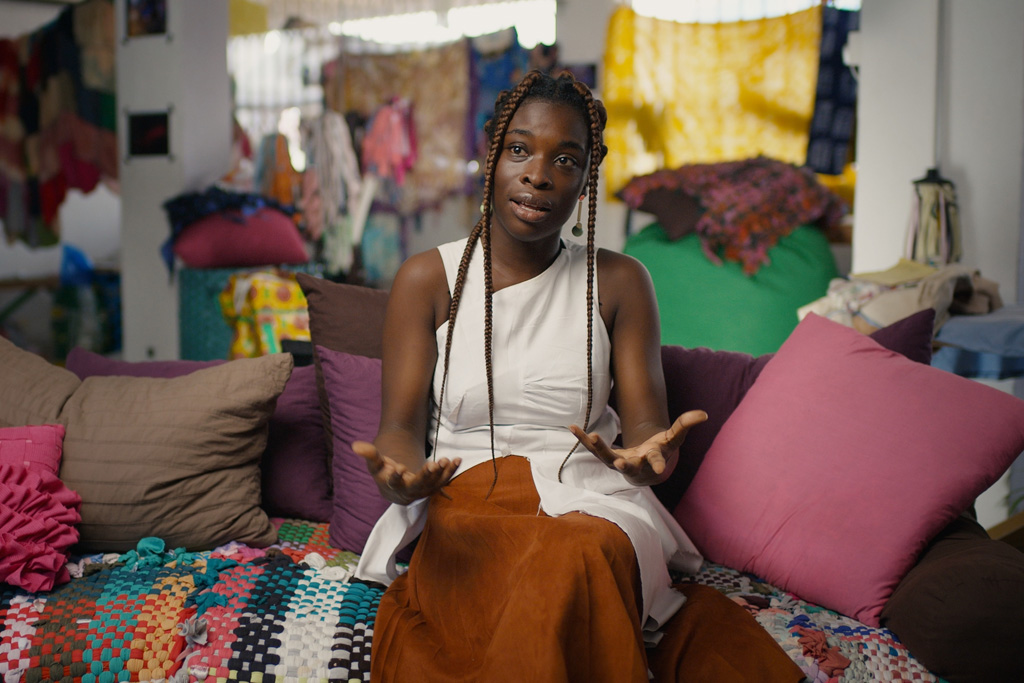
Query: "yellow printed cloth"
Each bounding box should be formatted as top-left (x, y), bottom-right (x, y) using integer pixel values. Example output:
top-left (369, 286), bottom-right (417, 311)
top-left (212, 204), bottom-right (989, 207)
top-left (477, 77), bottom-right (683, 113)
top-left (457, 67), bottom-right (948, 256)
top-left (219, 270), bottom-right (310, 358)
top-left (603, 5), bottom-right (821, 195)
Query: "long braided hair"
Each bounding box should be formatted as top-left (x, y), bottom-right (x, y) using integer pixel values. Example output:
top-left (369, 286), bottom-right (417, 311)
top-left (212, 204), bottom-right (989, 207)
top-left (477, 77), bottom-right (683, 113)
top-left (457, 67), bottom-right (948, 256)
top-left (432, 70), bottom-right (609, 493)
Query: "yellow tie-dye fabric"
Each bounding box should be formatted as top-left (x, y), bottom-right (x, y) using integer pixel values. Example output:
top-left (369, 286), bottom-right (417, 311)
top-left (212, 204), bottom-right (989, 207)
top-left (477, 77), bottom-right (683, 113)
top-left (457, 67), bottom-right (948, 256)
top-left (220, 270), bottom-right (310, 359)
top-left (603, 5), bottom-right (821, 195)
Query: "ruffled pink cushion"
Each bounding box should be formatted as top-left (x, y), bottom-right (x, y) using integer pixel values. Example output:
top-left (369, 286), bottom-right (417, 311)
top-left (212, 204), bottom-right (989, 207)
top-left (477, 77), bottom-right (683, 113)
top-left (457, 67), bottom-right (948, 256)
top-left (0, 533), bottom-right (71, 592)
top-left (0, 425), bottom-right (81, 592)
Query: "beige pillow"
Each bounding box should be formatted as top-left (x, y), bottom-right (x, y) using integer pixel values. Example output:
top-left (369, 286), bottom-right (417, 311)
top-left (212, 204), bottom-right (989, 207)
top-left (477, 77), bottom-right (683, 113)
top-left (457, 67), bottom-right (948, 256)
top-left (0, 336), bottom-right (80, 427)
top-left (60, 354), bottom-right (292, 552)
top-left (0, 337), bottom-right (292, 553)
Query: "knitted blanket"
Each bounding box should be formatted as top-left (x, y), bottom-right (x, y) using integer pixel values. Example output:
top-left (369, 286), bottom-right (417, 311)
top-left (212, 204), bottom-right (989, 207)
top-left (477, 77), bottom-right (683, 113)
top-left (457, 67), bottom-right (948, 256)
top-left (0, 519), bottom-right (938, 682)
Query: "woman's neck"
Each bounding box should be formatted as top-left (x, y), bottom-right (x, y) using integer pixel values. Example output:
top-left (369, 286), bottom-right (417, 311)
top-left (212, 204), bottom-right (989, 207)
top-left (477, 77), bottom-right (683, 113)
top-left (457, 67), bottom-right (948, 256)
top-left (488, 232), bottom-right (563, 292)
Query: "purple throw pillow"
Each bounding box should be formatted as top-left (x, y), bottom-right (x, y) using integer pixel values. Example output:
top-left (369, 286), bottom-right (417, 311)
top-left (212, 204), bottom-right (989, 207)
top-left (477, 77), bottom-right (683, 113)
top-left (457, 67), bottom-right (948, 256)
top-left (653, 308), bottom-right (936, 512)
top-left (315, 345), bottom-right (388, 554)
top-left (64, 348), bottom-right (331, 523)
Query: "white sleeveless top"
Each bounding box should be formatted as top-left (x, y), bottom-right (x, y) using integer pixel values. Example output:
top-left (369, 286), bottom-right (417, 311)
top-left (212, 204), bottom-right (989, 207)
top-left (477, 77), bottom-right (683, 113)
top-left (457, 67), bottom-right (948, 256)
top-left (355, 238), bottom-right (703, 637)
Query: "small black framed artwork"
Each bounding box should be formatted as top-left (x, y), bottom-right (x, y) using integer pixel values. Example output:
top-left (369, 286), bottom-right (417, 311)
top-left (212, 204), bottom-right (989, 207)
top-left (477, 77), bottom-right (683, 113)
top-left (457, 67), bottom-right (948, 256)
top-left (127, 0), bottom-right (167, 38)
top-left (127, 111), bottom-right (170, 159)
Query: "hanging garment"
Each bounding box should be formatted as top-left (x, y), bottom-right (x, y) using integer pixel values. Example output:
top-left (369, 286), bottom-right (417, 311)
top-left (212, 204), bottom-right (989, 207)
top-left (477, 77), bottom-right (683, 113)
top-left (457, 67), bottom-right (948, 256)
top-left (301, 110), bottom-right (362, 225)
top-left (905, 169), bottom-right (962, 267)
top-left (255, 132), bottom-right (302, 210)
top-left (329, 38), bottom-right (470, 213)
top-left (0, 0), bottom-right (116, 247)
top-left (469, 28), bottom-right (530, 159)
top-left (361, 99), bottom-right (417, 187)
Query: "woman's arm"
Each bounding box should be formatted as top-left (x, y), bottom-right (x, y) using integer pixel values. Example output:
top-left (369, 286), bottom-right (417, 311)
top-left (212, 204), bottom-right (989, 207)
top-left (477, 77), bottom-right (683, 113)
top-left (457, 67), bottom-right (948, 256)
top-left (600, 249), bottom-right (672, 447)
top-left (569, 249), bottom-right (705, 486)
top-left (352, 248), bottom-right (461, 504)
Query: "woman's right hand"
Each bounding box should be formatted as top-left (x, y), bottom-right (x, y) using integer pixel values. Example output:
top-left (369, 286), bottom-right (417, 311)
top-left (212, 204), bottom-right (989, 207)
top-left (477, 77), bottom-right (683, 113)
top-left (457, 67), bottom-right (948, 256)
top-left (353, 441), bottom-right (462, 505)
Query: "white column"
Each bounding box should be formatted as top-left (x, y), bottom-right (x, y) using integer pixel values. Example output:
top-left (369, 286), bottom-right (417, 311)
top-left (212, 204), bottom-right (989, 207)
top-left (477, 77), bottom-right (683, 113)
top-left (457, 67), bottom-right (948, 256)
top-left (852, 0), bottom-right (940, 274)
top-left (117, 0), bottom-right (231, 360)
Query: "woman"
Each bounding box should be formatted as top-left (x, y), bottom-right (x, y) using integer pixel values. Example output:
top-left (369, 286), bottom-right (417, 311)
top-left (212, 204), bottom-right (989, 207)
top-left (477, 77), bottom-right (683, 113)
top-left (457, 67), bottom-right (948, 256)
top-left (353, 70), bottom-right (803, 682)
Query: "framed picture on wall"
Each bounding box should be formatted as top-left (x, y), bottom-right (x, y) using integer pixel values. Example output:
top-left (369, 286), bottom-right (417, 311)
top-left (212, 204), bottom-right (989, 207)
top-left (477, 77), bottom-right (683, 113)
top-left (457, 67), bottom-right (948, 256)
top-left (127, 0), bottom-right (167, 38)
top-left (126, 110), bottom-right (170, 159)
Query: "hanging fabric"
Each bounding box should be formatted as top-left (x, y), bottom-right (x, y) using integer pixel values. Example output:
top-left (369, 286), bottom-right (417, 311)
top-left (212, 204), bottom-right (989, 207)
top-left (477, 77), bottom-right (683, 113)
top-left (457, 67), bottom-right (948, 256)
top-left (806, 5), bottom-right (859, 176)
top-left (324, 37), bottom-right (470, 214)
top-left (0, 0), bottom-right (117, 248)
top-left (602, 5), bottom-right (821, 196)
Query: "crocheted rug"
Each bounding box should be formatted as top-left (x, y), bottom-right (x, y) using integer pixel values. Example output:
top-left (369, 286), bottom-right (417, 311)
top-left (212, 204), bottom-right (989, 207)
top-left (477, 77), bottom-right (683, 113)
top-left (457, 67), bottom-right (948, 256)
top-left (0, 519), bottom-right (941, 683)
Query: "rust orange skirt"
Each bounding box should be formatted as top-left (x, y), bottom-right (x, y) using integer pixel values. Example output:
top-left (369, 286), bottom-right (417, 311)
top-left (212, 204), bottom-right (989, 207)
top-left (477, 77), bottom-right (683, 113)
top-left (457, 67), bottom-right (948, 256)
top-left (370, 456), bottom-right (803, 683)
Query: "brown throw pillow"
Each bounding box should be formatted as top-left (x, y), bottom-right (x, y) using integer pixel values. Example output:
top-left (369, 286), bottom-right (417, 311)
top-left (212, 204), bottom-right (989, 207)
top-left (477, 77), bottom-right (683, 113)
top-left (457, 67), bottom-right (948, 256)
top-left (296, 273), bottom-right (389, 462)
top-left (59, 354), bottom-right (292, 552)
top-left (880, 514), bottom-right (1024, 683)
top-left (0, 336), bottom-right (80, 428)
top-left (0, 337), bottom-right (291, 553)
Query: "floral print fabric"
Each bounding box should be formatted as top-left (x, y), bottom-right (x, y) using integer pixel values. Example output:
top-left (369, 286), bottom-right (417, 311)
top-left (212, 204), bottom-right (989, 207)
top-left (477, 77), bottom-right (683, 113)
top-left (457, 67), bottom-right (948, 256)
top-left (619, 156), bottom-right (846, 275)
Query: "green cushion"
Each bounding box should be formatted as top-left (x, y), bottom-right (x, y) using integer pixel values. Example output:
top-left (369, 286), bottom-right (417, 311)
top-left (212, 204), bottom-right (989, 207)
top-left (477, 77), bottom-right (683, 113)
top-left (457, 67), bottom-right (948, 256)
top-left (624, 223), bottom-right (838, 356)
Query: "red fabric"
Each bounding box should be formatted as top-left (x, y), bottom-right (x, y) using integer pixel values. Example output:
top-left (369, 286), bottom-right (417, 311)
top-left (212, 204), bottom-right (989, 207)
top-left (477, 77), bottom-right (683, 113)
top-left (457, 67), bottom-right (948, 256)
top-left (173, 207), bottom-right (309, 269)
top-left (58, 140), bottom-right (101, 194)
top-left (38, 173), bottom-right (68, 226)
top-left (794, 626), bottom-right (851, 677)
top-left (619, 157), bottom-right (846, 275)
top-left (0, 425), bottom-right (81, 593)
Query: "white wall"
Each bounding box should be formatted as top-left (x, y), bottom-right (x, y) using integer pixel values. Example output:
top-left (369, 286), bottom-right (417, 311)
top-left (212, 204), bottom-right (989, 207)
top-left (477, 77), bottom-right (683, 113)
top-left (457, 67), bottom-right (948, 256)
top-left (853, 0), bottom-right (1024, 303)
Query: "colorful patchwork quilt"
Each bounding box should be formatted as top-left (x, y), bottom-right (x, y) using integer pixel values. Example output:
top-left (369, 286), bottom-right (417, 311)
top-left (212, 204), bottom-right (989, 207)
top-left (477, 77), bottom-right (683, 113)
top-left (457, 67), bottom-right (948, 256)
top-left (0, 519), bottom-right (942, 682)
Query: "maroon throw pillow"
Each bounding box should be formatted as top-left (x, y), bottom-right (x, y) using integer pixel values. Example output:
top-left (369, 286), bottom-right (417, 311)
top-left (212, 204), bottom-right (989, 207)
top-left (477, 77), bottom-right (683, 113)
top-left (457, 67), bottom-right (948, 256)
top-left (64, 348), bottom-right (331, 522)
top-left (296, 273), bottom-right (389, 463)
top-left (653, 308), bottom-right (936, 511)
top-left (173, 207), bottom-right (309, 269)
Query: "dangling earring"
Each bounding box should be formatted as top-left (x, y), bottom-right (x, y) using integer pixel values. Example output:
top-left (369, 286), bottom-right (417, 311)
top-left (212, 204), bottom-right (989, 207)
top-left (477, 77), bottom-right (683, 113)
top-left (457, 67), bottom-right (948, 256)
top-left (571, 196), bottom-right (584, 237)
top-left (479, 200), bottom-right (488, 215)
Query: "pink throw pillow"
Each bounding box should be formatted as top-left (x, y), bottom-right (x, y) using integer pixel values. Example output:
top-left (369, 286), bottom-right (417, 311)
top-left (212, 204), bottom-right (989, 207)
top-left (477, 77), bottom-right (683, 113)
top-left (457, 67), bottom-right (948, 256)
top-left (173, 207), bottom-right (309, 269)
top-left (654, 308), bottom-right (936, 514)
top-left (0, 424), bottom-right (82, 592)
top-left (0, 423), bottom-right (66, 475)
top-left (676, 313), bottom-right (1024, 626)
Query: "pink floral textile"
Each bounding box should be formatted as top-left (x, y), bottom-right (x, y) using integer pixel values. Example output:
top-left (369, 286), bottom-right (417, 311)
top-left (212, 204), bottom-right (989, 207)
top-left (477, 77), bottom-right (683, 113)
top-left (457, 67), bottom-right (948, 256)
top-left (619, 156), bottom-right (847, 275)
top-left (0, 425), bottom-right (82, 592)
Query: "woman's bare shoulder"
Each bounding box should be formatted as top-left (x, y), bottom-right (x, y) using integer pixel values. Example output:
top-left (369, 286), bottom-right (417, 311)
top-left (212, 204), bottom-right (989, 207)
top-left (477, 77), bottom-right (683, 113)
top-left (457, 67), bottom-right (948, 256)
top-left (394, 247), bottom-right (447, 289)
top-left (596, 247), bottom-right (653, 290)
top-left (389, 246), bottom-right (450, 327)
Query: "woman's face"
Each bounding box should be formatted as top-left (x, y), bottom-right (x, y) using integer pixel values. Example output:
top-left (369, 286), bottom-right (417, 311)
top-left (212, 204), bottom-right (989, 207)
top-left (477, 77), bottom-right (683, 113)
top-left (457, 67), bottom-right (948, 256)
top-left (491, 99), bottom-right (590, 245)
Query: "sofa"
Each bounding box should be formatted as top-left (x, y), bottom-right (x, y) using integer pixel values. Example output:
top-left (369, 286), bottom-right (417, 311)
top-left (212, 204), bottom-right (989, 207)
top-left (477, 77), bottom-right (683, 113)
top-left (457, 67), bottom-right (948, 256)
top-left (1, 276), bottom-right (1023, 683)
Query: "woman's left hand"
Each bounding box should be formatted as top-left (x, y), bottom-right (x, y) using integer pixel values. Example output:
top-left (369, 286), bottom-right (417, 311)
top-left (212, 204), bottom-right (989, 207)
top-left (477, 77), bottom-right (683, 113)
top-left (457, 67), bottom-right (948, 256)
top-left (569, 410), bottom-right (708, 486)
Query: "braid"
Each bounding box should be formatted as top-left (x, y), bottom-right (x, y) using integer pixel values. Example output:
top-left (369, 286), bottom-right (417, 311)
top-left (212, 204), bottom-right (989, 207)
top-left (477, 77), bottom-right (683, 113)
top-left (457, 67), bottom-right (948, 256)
top-left (433, 69), bottom-right (608, 493)
top-left (557, 80), bottom-right (606, 483)
top-left (480, 211), bottom-right (498, 497)
top-left (432, 72), bottom-right (542, 488)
